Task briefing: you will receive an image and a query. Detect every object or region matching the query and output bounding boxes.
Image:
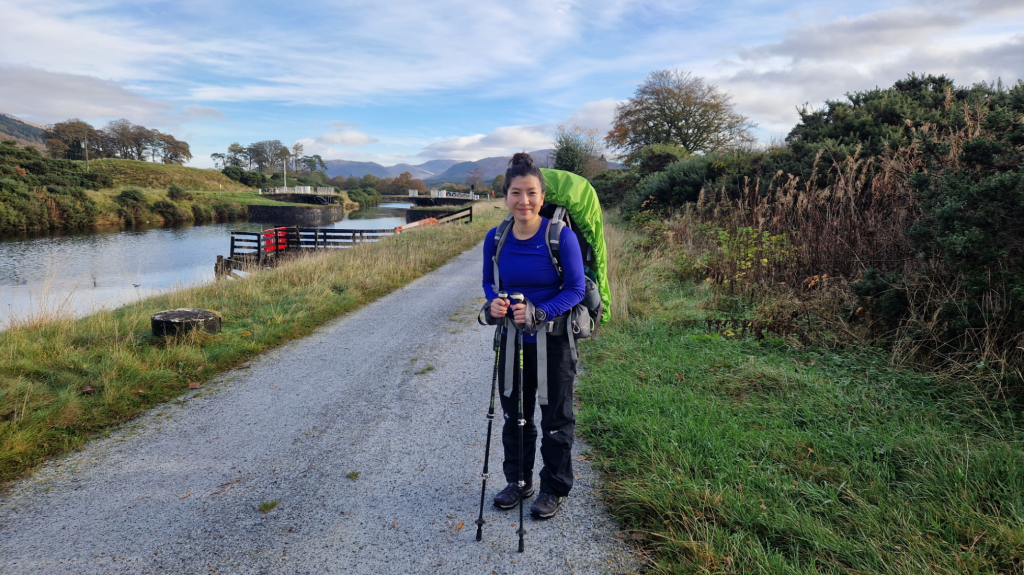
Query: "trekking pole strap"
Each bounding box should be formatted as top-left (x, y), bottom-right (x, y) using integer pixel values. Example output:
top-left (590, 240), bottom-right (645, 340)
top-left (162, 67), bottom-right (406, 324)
top-left (502, 317), bottom-right (518, 399)
top-left (536, 324), bottom-right (549, 406)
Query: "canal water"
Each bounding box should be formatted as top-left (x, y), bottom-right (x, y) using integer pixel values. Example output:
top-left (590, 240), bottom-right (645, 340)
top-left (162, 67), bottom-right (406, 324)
top-left (0, 203), bottom-right (413, 328)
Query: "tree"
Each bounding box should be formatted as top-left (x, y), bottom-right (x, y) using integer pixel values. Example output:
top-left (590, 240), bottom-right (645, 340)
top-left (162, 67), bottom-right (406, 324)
top-left (553, 124), bottom-right (607, 179)
top-left (466, 166), bottom-right (485, 191)
top-left (606, 69), bottom-right (755, 162)
top-left (160, 133), bottom-right (192, 165)
top-left (226, 142), bottom-right (247, 168)
top-left (491, 174), bottom-right (504, 193)
top-left (359, 173), bottom-right (380, 189)
top-left (43, 119), bottom-right (96, 160)
top-left (344, 175), bottom-right (360, 189)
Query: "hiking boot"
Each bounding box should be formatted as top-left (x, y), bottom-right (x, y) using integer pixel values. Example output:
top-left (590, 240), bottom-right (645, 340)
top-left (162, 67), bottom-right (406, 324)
top-left (530, 491), bottom-right (564, 519)
top-left (493, 483), bottom-right (534, 510)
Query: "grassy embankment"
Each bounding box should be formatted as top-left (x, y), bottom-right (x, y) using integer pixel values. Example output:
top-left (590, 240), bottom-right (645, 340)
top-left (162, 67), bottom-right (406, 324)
top-left (84, 159), bottom-right (352, 227)
top-left (578, 215), bottom-right (1024, 574)
top-left (0, 143), bottom-right (354, 233)
top-left (0, 202), bottom-right (504, 484)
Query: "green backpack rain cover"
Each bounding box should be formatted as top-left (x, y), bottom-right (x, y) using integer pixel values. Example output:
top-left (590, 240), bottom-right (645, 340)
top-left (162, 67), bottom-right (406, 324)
top-left (539, 168), bottom-right (611, 325)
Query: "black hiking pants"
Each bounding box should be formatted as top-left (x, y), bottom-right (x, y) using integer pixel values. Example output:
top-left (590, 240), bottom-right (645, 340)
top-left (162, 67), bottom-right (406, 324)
top-left (497, 330), bottom-right (576, 498)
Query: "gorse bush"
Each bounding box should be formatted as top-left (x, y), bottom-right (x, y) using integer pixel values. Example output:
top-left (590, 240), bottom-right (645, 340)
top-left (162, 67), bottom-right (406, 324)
top-left (167, 183), bottom-right (192, 201)
top-left (0, 141), bottom-right (104, 234)
top-left (641, 74), bottom-right (1024, 377)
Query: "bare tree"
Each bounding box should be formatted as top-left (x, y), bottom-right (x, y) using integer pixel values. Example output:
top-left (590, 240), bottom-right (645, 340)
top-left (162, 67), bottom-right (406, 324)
top-left (553, 124), bottom-right (607, 180)
top-left (466, 166), bottom-right (485, 190)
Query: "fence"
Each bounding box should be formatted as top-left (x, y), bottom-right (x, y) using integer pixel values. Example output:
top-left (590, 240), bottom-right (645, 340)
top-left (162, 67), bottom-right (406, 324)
top-left (259, 186), bottom-right (335, 195)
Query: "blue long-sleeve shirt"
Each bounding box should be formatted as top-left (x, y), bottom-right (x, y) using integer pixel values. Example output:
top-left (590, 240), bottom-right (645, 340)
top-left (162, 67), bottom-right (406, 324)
top-left (482, 217), bottom-right (585, 341)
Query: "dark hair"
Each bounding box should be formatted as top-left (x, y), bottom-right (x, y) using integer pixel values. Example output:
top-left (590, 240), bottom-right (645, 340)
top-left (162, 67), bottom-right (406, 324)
top-left (502, 152), bottom-right (545, 195)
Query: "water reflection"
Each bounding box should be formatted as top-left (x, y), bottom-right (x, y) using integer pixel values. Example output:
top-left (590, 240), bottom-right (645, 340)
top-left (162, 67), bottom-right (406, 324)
top-left (0, 205), bottom-right (410, 327)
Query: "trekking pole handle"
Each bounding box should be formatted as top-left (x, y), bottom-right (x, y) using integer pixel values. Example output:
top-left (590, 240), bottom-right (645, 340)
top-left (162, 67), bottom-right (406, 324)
top-left (509, 292), bottom-right (525, 326)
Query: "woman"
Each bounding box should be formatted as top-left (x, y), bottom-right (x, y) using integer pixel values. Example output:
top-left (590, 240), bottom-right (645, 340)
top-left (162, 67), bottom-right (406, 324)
top-left (481, 152), bottom-right (585, 519)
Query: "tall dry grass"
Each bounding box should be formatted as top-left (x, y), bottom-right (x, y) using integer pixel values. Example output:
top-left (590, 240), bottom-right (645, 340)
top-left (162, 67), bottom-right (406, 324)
top-left (670, 120), bottom-right (1024, 377)
top-left (0, 203), bottom-right (505, 483)
top-left (603, 211), bottom-right (670, 322)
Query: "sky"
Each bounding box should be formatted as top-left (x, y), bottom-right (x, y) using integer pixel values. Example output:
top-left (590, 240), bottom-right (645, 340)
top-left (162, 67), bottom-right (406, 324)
top-left (1, 0), bottom-right (1021, 168)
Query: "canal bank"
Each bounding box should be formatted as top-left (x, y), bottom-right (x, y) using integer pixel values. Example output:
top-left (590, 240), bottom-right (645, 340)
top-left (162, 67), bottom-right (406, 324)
top-left (0, 202), bottom-right (408, 327)
top-left (0, 201), bottom-right (504, 484)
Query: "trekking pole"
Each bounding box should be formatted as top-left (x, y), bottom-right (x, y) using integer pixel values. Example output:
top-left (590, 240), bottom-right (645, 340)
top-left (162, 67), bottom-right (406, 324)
top-left (509, 292), bottom-right (526, 553)
top-left (476, 291), bottom-right (507, 542)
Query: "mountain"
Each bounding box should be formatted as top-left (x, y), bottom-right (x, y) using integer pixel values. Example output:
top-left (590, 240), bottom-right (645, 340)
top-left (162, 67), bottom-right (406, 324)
top-left (386, 159), bottom-right (460, 179)
top-left (427, 149), bottom-right (555, 184)
top-left (322, 159), bottom-right (391, 179)
top-left (323, 150), bottom-right (563, 184)
top-left (0, 113), bottom-right (46, 148)
top-left (323, 158), bottom-right (462, 180)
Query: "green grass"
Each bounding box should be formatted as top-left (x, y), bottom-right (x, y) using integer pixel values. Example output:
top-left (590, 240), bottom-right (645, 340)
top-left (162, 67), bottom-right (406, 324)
top-left (0, 202), bottom-right (504, 484)
top-left (578, 223), bottom-right (1024, 573)
top-left (87, 159), bottom-right (250, 192)
top-left (259, 500), bottom-right (278, 514)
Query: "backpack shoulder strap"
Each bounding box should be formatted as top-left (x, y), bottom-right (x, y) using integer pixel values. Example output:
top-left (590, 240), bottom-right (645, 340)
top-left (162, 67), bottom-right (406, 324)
top-left (492, 215), bottom-right (514, 292)
top-left (545, 207), bottom-right (566, 285)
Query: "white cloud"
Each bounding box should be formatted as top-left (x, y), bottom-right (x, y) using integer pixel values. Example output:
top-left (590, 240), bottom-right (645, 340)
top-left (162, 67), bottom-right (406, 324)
top-left (564, 98), bottom-right (620, 136)
top-left (711, 2), bottom-right (1024, 140)
top-left (318, 131), bottom-right (377, 147)
top-left (420, 125), bottom-right (552, 160)
top-left (181, 105), bottom-right (225, 121)
top-left (0, 65), bottom-right (172, 124)
top-left (292, 128), bottom-right (380, 159)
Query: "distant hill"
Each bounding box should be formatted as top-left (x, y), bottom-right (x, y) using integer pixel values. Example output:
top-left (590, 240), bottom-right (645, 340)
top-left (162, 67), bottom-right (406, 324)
top-left (323, 158), bottom-right (463, 180)
top-left (323, 159), bottom-right (392, 179)
top-left (0, 113), bottom-right (46, 148)
top-left (387, 159), bottom-right (460, 180)
top-left (426, 149), bottom-right (555, 185)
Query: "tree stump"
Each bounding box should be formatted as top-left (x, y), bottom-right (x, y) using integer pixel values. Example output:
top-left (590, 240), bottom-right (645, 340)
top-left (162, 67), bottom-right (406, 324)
top-left (151, 309), bottom-right (222, 337)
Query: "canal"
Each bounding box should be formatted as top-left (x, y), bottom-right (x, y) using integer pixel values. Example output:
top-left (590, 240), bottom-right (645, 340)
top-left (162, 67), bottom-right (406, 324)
top-left (0, 203), bottom-right (412, 328)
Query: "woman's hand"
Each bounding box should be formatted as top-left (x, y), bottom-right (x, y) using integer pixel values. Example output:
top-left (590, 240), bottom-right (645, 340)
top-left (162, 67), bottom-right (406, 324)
top-left (511, 302), bottom-right (527, 324)
top-left (490, 297), bottom-right (509, 319)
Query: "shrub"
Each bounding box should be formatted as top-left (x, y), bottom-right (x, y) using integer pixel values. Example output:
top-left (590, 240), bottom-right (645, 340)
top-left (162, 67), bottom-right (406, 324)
top-left (152, 199), bottom-right (188, 224)
top-left (632, 144), bottom-right (689, 178)
top-left (167, 183), bottom-right (192, 201)
top-left (590, 169), bottom-right (639, 209)
top-left (211, 201), bottom-right (245, 222)
top-left (221, 166), bottom-right (244, 181)
top-left (239, 170), bottom-right (266, 188)
top-left (115, 188), bottom-right (149, 225)
top-left (191, 203), bottom-right (213, 223)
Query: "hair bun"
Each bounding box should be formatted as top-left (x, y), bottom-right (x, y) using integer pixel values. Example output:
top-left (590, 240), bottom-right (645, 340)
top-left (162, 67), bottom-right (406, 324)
top-left (509, 152), bottom-right (533, 168)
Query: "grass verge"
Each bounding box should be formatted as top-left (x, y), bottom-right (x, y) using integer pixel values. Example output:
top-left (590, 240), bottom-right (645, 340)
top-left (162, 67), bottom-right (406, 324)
top-left (577, 218), bottom-right (1024, 574)
top-left (0, 202), bottom-right (504, 484)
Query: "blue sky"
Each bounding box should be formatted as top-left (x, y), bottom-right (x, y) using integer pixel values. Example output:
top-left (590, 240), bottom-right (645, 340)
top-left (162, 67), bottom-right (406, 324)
top-left (1, 0), bottom-right (1022, 167)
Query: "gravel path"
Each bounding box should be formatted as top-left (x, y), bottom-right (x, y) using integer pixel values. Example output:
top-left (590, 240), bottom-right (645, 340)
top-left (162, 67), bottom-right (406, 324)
top-left (0, 245), bottom-right (638, 575)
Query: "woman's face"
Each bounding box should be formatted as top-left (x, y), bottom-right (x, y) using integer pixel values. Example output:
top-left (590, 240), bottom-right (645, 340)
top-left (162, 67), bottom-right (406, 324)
top-left (505, 175), bottom-right (544, 226)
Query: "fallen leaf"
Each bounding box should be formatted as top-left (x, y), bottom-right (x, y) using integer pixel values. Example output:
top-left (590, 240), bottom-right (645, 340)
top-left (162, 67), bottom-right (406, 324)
top-left (188, 382), bottom-right (202, 389)
top-left (447, 515), bottom-right (456, 519)
top-left (456, 521), bottom-right (464, 531)
top-left (81, 386), bottom-right (95, 395)
top-left (393, 520), bottom-right (398, 526)
top-left (181, 492), bottom-right (191, 499)
top-left (574, 456), bottom-right (588, 461)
